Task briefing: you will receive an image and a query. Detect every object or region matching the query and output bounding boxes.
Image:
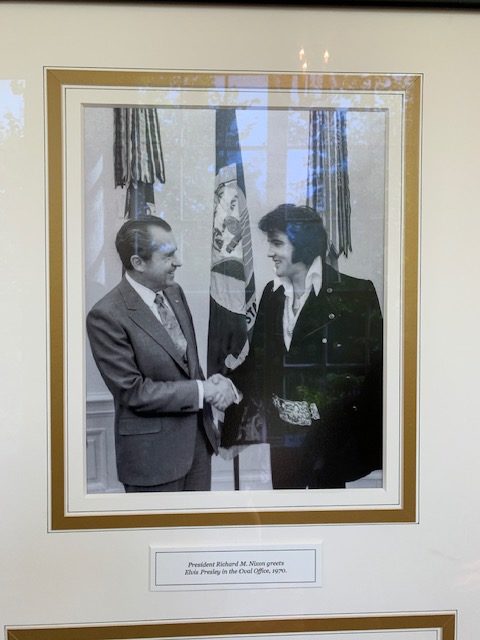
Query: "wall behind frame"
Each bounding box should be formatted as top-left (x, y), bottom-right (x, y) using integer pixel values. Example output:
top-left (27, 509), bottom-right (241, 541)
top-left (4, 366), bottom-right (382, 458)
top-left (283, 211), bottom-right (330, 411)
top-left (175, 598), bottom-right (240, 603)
top-left (1, 2), bottom-right (480, 639)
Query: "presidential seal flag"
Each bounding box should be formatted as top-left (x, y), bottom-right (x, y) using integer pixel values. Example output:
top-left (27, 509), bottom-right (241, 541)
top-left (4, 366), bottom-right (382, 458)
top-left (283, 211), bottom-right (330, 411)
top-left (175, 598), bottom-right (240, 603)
top-left (207, 108), bottom-right (259, 446)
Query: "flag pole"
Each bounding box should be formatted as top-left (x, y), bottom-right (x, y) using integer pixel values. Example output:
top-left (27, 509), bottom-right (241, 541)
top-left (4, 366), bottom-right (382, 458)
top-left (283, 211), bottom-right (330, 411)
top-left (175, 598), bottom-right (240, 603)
top-left (207, 108), bottom-right (257, 491)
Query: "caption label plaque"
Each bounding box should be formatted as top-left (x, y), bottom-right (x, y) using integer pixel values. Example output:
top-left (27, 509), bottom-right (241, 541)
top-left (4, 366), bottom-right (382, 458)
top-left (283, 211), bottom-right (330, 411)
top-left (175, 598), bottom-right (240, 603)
top-left (150, 545), bottom-right (322, 590)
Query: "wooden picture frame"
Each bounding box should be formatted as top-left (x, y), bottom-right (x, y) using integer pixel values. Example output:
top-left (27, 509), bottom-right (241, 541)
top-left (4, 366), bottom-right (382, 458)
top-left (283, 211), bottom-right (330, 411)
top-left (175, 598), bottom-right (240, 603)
top-left (6, 613), bottom-right (455, 640)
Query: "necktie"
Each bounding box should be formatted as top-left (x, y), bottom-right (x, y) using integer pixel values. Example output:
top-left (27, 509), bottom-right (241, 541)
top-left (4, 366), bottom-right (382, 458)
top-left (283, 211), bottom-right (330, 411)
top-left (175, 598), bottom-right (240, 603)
top-left (154, 292), bottom-right (188, 361)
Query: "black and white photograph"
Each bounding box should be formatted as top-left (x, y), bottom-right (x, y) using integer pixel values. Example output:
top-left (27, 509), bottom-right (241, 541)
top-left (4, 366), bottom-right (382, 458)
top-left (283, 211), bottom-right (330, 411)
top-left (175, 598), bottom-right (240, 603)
top-left (48, 69), bottom-right (419, 527)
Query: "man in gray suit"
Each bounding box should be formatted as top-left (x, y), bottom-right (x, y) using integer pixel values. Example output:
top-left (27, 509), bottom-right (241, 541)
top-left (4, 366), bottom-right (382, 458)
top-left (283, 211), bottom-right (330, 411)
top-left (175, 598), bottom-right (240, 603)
top-left (87, 215), bottom-right (234, 492)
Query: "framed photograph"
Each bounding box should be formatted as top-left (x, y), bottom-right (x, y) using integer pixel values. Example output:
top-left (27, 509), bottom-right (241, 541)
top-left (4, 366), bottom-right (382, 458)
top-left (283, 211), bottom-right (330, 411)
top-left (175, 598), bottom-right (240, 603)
top-left (6, 613), bottom-right (455, 640)
top-left (47, 67), bottom-right (420, 529)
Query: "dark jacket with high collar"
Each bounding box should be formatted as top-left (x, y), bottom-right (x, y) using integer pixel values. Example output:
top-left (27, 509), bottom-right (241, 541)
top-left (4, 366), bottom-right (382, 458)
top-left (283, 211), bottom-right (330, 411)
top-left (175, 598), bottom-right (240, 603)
top-left (87, 278), bottom-right (217, 486)
top-left (223, 264), bottom-right (383, 487)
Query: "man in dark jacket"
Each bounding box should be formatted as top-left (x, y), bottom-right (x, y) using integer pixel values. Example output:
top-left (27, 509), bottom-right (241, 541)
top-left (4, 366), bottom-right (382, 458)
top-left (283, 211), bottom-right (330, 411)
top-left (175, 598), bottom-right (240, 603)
top-left (223, 204), bottom-right (383, 489)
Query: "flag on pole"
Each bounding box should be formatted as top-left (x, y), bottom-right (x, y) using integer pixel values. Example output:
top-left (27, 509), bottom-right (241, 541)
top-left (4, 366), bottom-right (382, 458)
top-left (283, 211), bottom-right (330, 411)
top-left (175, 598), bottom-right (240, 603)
top-left (114, 107), bottom-right (165, 218)
top-left (207, 108), bottom-right (260, 447)
top-left (307, 109), bottom-right (352, 264)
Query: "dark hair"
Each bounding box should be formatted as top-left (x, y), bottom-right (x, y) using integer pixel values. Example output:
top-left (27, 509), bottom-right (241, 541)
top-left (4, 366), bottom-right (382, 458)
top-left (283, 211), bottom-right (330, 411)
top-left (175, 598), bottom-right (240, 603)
top-left (258, 204), bottom-right (328, 266)
top-left (115, 215), bottom-right (172, 271)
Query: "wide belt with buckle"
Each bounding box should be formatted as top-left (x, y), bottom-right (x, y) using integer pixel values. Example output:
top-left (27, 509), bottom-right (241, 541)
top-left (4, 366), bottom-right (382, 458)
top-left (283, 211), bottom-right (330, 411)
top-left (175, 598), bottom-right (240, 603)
top-left (272, 394), bottom-right (320, 426)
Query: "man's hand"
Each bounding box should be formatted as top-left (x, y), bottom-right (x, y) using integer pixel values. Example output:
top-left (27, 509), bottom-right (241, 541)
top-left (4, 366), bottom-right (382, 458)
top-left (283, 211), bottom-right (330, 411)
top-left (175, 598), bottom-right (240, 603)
top-left (204, 374), bottom-right (236, 411)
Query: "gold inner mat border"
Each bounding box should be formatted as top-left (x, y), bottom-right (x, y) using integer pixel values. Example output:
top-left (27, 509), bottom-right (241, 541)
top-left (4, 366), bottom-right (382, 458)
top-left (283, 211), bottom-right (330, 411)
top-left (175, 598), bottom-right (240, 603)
top-left (7, 612), bottom-right (455, 640)
top-left (46, 68), bottom-right (421, 530)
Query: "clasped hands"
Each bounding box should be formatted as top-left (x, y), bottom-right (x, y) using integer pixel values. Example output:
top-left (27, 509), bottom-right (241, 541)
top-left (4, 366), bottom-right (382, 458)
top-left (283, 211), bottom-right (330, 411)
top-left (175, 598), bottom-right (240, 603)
top-left (204, 373), bottom-right (236, 411)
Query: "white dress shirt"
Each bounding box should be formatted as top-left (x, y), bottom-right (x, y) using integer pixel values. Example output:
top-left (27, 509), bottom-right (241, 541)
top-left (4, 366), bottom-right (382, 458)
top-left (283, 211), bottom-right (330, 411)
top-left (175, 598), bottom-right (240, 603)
top-left (272, 256), bottom-right (323, 351)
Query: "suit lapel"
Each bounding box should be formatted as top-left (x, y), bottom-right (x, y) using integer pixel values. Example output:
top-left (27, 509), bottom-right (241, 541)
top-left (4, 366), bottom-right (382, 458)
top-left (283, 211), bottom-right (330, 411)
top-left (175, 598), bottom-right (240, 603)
top-left (119, 279), bottom-right (190, 375)
top-left (271, 286), bottom-right (287, 345)
top-left (290, 264), bottom-right (339, 344)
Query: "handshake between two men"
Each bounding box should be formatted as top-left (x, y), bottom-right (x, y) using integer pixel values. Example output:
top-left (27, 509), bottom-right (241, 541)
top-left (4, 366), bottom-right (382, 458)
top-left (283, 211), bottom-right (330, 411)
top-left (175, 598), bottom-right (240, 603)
top-left (203, 374), bottom-right (238, 412)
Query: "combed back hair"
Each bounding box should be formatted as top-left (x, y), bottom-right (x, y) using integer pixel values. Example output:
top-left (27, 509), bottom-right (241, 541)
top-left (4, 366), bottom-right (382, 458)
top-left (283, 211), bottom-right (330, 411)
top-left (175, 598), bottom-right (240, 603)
top-left (258, 204), bottom-right (328, 266)
top-left (115, 215), bottom-right (172, 271)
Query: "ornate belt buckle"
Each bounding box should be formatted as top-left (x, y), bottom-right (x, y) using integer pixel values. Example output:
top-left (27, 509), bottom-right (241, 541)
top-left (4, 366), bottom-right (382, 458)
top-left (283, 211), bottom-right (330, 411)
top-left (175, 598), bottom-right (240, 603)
top-left (272, 394), bottom-right (319, 426)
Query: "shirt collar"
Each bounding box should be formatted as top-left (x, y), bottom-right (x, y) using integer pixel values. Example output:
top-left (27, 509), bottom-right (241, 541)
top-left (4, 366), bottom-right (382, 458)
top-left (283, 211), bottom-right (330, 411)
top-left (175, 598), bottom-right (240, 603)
top-left (125, 271), bottom-right (158, 307)
top-left (272, 256), bottom-right (323, 297)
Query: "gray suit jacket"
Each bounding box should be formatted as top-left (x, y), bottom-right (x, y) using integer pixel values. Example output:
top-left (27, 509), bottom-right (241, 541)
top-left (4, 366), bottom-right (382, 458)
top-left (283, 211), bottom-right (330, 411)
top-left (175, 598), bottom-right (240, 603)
top-left (86, 278), bottom-right (218, 486)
